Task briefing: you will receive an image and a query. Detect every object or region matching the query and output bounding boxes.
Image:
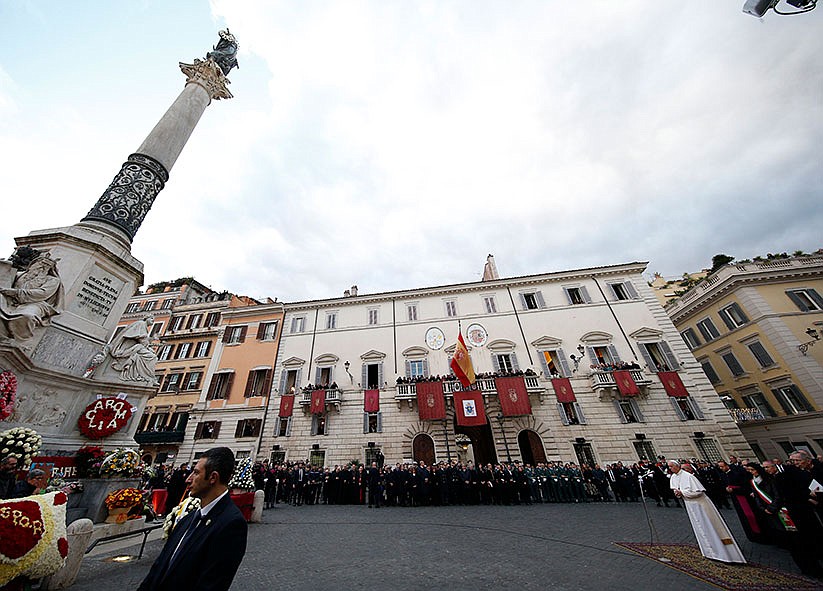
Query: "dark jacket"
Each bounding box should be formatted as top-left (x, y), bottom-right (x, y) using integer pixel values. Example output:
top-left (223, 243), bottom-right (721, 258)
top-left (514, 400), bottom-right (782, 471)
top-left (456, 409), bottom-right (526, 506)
top-left (138, 492), bottom-right (247, 591)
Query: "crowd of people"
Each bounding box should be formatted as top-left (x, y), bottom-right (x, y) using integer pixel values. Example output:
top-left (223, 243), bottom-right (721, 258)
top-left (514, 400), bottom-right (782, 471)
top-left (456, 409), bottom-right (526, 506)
top-left (396, 368), bottom-right (538, 385)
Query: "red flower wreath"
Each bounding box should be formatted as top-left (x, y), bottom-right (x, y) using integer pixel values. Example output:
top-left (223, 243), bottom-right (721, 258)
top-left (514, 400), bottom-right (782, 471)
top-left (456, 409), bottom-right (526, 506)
top-left (0, 370), bottom-right (17, 421)
top-left (77, 397), bottom-right (133, 439)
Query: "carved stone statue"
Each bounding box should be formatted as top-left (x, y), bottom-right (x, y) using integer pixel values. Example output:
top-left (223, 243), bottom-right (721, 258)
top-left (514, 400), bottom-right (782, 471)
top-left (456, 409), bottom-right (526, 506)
top-left (104, 315), bottom-right (158, 384)
top-left (207, 29), bottom-right (239, 75)
top-left (0, 253), bottom-right (64, 343)
top-left (10, 388), bottom-right (67, 427)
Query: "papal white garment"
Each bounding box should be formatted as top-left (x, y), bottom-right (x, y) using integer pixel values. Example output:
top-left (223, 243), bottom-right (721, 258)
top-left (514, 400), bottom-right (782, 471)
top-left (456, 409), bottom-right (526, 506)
top-left (670, 470), bottom-right (746, 563)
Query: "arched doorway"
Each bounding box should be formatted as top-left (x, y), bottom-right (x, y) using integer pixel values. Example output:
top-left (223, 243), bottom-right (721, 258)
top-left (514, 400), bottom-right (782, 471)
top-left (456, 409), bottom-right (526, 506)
top-left (454, 420), bottom-right (498, 466)
top-left (412, 433), bottom-right (436, 465)
top-left (518, 430), bottom-right (547, 465)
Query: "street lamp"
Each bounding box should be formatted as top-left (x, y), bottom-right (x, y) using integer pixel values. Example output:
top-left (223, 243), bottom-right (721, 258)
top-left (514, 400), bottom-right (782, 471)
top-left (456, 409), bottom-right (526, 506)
top-left (496, 413), bottom-right (512, 463)
top-left (798, 327), bottom-right (820, 356)
top-left (344, 360), bottom-right (353, 384)
top-left (569, 344), bottom-right (586, 373)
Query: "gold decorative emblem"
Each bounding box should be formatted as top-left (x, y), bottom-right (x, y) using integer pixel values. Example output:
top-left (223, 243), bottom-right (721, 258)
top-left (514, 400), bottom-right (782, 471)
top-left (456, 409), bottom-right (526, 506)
top-left (426, 393), bottom-right (435, 408)
top-left (507, 388), bottom-right (518, 402)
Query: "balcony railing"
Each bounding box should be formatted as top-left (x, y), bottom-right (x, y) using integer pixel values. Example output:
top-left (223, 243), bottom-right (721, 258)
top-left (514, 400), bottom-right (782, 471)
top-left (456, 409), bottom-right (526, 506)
top-left (134, 429), bottom-right (186, 444)
top-left (396, 376), bottom-right (543, 400)
top-left (298, 388), bottom-right (343, 405)
top-left (588, 369), bottom-right (650, 391)
top-left (728, 408), bottom-right (766, 423)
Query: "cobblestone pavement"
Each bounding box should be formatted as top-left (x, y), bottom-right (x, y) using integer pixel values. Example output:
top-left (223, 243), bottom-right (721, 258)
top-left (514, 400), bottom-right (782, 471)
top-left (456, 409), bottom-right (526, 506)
top-left (70, 502), bottom-right (817, 591)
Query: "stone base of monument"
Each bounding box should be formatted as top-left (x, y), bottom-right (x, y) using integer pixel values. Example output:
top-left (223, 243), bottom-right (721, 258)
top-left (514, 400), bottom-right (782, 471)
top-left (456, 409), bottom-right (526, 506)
top-left (41, 518), bottom-right (94, 591)
top-left (67, 478), bottom-right (142, 524)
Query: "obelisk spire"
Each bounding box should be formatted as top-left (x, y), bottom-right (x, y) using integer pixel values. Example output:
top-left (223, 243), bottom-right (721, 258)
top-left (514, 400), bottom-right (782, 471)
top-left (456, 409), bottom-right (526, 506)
top-left (81, 30), bottom-right (238, 244)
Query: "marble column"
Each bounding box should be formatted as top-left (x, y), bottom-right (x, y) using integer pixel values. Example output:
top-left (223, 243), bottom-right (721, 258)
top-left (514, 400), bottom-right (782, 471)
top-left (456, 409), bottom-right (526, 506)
top-left (81, 58), bottom-right (233, 243)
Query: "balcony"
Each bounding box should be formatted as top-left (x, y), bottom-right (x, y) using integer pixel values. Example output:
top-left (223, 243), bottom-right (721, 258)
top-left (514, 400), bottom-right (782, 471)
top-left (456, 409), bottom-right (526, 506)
top-left (728, 408), bottom-right (766, 423)
top-left (134, 429), bottom-right (186, 445)
top-left (588, 369), bottom-right (651, 394)
top-left (298, 388), bottom-right (343, 406)
top-left (395, 376), bottom-right (543, 400)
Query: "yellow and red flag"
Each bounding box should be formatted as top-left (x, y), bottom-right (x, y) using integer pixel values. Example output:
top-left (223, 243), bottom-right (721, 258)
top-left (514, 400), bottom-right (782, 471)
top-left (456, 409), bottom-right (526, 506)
top-left (450, 332), bottom-right (476, 388)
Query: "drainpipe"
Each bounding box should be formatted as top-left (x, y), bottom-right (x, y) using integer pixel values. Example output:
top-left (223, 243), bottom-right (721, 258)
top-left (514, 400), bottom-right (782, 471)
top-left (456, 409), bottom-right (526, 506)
top-left (591, 275), bottom-right (637, 360)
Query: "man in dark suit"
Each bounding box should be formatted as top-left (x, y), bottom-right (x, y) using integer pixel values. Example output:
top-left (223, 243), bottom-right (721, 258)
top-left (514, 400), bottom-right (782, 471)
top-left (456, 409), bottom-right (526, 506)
top-left (138, 447), bottom-right (247, 591)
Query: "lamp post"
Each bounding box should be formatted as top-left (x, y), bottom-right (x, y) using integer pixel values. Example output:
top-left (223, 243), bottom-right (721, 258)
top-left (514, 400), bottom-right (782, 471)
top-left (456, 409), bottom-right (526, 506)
top-left (344, 360), bottom-right (354, 384)
top-left (569, 344), bottom-right (586, 373)
top-left (496, 413), bottom-right (512, 463)
top-left (798, 328), bottom-right (820, 356)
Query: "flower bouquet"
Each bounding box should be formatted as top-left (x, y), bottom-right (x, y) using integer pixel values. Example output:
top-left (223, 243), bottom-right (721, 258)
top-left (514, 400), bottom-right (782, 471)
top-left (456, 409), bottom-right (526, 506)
top-left (0, 427), bottom-right (42, 466)
top-left (99, 448), bottom-right (141, 478)
top-left (74, 445), bottom-right (106, 478)
top-left (162, 495), bottom-right (201, 539)
top-left (228, 457), bottom-right (254, 492)
top-left (104, 487), bottom-right (144, 524)
top-left (0, 370), bottom-right (17, 421)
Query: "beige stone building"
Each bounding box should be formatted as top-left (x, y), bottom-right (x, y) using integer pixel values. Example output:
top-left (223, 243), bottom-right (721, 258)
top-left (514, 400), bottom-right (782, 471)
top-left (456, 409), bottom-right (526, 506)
top-left (665, 255), bottom-right (823, 460)
top-left (255, 258), bottom-right (751, 468)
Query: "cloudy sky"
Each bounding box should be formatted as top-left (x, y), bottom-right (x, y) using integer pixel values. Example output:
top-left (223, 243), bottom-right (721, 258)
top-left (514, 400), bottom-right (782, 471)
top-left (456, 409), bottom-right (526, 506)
top-left (1, 1), bottom-right (821, 302)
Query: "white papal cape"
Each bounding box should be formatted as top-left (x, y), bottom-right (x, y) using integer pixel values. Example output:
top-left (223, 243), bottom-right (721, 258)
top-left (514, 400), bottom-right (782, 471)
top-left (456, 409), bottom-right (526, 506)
top-left (670, 470), bottom-right (746, 563)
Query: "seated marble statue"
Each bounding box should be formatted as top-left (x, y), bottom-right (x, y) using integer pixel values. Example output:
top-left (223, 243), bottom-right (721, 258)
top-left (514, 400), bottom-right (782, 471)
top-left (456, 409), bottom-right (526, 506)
top-left (0, 253), bottom-right (64, 343)
top-left (207, 28), bottom-right (239, 75)
top-left (106, 315), bottom-right (158, 383)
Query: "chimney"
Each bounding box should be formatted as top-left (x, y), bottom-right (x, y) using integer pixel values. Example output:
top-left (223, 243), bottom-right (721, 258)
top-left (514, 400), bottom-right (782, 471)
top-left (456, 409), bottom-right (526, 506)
top-left (343, 289), bottom-right (350, 297)
top-left (482, 254), bottom-right (499, 281)
top-left (351, 285), bottom-right (358, 297)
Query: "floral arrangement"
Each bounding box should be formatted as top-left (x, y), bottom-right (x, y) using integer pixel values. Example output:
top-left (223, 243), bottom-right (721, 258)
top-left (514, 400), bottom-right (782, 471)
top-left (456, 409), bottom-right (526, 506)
top-left (0, 371), bottom-right (17, 421)
top-left (0, 491), bottom-right (68, 586)
top-left (228, 457), bottom-right (254, 491)
top-left (104, 488), bottom-right (144, 510)
top-left (77, 396), bottom-right (133, 439)
top-left (163, 495), bottom-right (201, 539)
top-left (74, 445), bottom-right (107, 478)
top-left (99, 448), bottom-right (141, 478)
top-left (0, 427), bottom-right (42, 467)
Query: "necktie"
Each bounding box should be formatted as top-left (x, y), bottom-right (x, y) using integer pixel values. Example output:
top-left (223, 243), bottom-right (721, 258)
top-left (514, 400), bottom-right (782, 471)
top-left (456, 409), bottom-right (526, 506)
top-left (169, 510), bottom-right (202, 567)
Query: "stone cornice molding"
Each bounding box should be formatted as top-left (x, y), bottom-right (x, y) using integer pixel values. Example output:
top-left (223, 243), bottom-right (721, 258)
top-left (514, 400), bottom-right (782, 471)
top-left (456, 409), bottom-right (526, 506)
top-left (179, 58), bottom-right (233, 101)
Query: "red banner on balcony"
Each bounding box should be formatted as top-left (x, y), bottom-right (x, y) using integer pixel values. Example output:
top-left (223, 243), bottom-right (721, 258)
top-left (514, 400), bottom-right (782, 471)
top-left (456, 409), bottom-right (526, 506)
top-left (364, 389), bottom-right (380, 412)
top-left (551, 378), bottom-right (577, 403)
top-left (495, 377), bottom-right (532, 416)
top-left (454, 390), bottom-right (486, 426)
top-left (659, 371), bottom-right (689, 398)
top-left (311, 389), bottom-right (325, 415)
top-left (279, 395), bottom-right (295, 418)
top-left (613, 370), bottom-right (640, 396)
top-left (416, 381), bottom-right (446, 420)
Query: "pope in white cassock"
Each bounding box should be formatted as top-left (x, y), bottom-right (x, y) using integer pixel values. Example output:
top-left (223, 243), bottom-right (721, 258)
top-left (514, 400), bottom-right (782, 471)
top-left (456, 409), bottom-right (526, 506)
top-left (667, 460), bottom-right (746, 563)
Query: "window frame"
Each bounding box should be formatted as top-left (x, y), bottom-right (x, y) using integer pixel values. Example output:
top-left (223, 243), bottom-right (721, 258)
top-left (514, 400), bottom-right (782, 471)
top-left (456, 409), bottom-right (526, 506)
top-left (696, 317), bottom-right (720, 342)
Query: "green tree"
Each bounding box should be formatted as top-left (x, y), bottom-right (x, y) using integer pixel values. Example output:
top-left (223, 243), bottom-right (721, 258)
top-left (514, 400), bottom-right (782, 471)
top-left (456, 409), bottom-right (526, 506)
top-left (710, 254), bottom-right (734, 273)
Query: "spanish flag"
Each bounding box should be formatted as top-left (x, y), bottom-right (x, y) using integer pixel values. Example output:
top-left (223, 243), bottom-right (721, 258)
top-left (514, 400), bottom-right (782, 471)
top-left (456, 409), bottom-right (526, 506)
top-left (450, 331), bottom-right (476, 388)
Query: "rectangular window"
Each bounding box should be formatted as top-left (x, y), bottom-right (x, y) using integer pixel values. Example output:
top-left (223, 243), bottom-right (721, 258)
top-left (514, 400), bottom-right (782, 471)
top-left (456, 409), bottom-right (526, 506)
top-left (194, 341), bottom-right (211, 358)
top-left (257, 322), bottom-right (278, 341)
top-left (747, 341), bottom-right (775, 368)
top-left (786, 288), bottom-right (823, 312)
top-left (494, 353), bottom-right (515, 373)
top-left (226, 326), bottom-right (247, 345)
top-left (589, 345), bottom-right (619, 366)
top-left (681, 328), bottom-right (701, 350)
top-left (721, 351), bottom-right (745, 377)
top-left (174, 343), bottom-right (191, 359)
top-left (638, 341), bottom-right (678, 372)
top-left (693, 438), bottom-right (723, 462)
top-left (365, 446), bottom-right (383, 465)
top-left (158, 345), bottom-right (173, 361)
top-left (633, 440), bottom-right (657, 462)
top-left (407, 304), bottom-right (418, 322)
top-left (407, 359), bottom-right (427, 379)
top-left (742, 392), bottom-right (775, 417)
top-left (444, 301), bottom-right (457, 317)
top-left (483, 296), bottom-right (497, 314)
top-left (143, 300), bottom-right (157, 311)
top-left (244, 369), bottom-right (272, 397)
top-left (126, 303), bottom-right (141, 313)
top-left (150, 413), bottom-right (168, 430)
top-left (182, 371), bottom-right (203, 391)
top-left (309, 449), bottom-right (325, 467)
top-left (719, 303), bottom-right (748, 330)
top-left (150, 322), bottom-right (164, 337)
top-left (277, 417), bottom-right (292, 437)
top-left (696, 318), bottom-right (720, 342)
top-left (523, 293), bottom-right (539, 309)
top-left (291, 316), bottom-right (306, 333)
top-left (564, 287), bottom-right (590, 306)
top-left (205, 312), bottom-right (221, 327)
top-left (235, 419), bottom-right (262, 438)
top-left (207, 372), bottom-right (234, 400)
top-left (541, 350), bottom-right (570, 378)
top-left (170, 316), bottom-right (185, 331)
top-left (162, 299), bottom-right (174, 310)
top-left (771, 385), bottom-right (813, 415)
top-left (194, 421), bottom-right (221, 440)
top-left (325, 312), bottom-right (337, 330)
top-left (368, 309), bottom-right (379, 325)
top-left (281, 369), bottom-right (299, 395)
top-left (558, 402), bottom-right (583, 425)
top-left (617, 400), bottom-right (642, 423)
top-left (161, 373), bottom-right (183, 393)
top-left (186, 314), bottom-right (203, 330)
top-left (311, 415), bottom-right (327, 436)
top-left (700, 360), bottom-right (721, 384)
top-left (365, 412), bottom-right (382, 434)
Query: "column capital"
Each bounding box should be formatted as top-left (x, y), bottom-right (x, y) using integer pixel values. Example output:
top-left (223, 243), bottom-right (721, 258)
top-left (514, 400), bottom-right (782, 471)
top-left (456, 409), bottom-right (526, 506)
top-left (179, 58), bottom-right (233, 101)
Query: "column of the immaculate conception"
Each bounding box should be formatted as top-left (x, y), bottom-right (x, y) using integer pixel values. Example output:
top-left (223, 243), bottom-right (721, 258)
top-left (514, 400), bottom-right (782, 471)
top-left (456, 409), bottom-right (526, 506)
top-left (0, 31), bottom-right (238, 453)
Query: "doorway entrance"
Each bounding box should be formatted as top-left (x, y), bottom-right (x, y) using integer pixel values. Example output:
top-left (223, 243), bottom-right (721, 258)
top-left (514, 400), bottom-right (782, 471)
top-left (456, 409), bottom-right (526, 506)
top-left (454, 419), bottom-right (498, 466)
top-left (412, 433), bottom-right (436, 465)
top-left (518, 430), bottom-right (547, 465)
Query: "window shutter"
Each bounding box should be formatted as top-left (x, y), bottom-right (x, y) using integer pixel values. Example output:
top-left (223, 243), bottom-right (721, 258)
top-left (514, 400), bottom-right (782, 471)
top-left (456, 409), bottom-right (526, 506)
top-left (252, 420), bottom-right (262, 437)
top-left (273, 418), bottom-right (280, 438)
top-left (311, 416), bottom-right (318, 436)
top-left (207, 377), bottom-right (218, 399)
top-left (256, 323), bottom-right (265, 340)
top-left (573, 402), bottom-right (587, 425)
top-left (377, 411), bottom-right (383, 433)
top-left (538, 351), bottom-right (551, 378)
top-left (224, 373), bottom-right (235, 399)
top-left (285, 417), bottom-right (292, 437)
top-left (239, 325), bottom-right (248, 342)
top-left (535, 291), bottom-right (546, 309)
top-left (624, 281), bottom-right (639, 299)
top-left (405, 360), bottom-right (412, 379)
top-left (638, 345), bottom-right (657, 373)
top-left (510, 353), bottom-right (520, 372)
top-left (235, 421), bottom-right (244, 438)
top-left (315, 367), bottom-right (322, 385)
top-left (659, 342), bottom-right (679, 371)
top-left (363, 412), bottom-right (369, 434)
top-left (630, 399), bottom-right (645, 422)
top-left (362, 364), bottom-right (368, 388)
top-left (808, 289), bottom-right (823, 309)
top-left (222, 328), bottom-right (232, 343)
top-left (790, 385), bottom-right (814, 411)
top-left (195, 423), bottom-right (204, 439)
top-left (586, 347), bottom-right (598, 367)
top-left (519, 293), bottom-right (528, 310)
top-left (491, 354), bottom-right (501, 373)
top-left (203, 342), bottom-right (212, 357)
top-left (244, 371), bottom-right (255, 397)
top-left (614, 400), bottom-right (628, 424)
top-left (212, 422), bottom-right (221, 438)
top-left (563, 288), bottom-right (574, 305)
top-left (607, 345), bottom-right (621, 363)
top-left (262, 369), bottom-right (273, 397)
top-left (181, 373), bottom-right (189, 390)
top-left (556, 403), bottom-right (570, 426)
top-left (279, 371), bottom-right (289, 395)
top-left (719, 309), bottom-right (736, 331)
top-left (579, 286), bottom-right (592, 304)
top-left (324, 413), bottom-right (330, 436)
top-left (786, 290), bottom-right (810, 311)
top-left (378, 363), bottom-right (384, 388)
top-left (687, 397), bottom-right (705, 420)
top-left (295, 369), bottom-right (302, 390)
top-left (556, 349), bottom-right (571, 378)
top-left (670, 398), bottom-right (687, 421)
top-left (422, 358), bottom-right (429, 377)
